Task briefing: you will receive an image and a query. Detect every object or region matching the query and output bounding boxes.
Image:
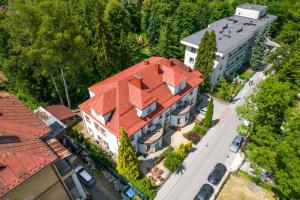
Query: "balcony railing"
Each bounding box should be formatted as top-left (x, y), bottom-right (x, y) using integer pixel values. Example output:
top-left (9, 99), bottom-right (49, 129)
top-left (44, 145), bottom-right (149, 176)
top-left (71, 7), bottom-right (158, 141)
top-left (171, 101), bottom-right (191, 116)
top-left (138, 124), bottom-right (163, 144)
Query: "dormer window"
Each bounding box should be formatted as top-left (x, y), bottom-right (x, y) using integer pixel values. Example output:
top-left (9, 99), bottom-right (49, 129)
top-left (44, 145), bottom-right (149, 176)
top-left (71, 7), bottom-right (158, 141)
top-left (147, 107), bottom-right (152, 114)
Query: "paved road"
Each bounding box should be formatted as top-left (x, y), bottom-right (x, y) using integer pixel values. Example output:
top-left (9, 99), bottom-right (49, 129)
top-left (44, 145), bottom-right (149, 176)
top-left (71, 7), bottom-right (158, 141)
top-left (155, 69), bottom-right (266, 200)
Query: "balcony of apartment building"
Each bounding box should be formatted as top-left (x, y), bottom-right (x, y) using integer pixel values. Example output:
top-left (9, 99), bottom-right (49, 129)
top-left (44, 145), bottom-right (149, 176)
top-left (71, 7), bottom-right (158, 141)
top-left (137, 123), bottom-right (164, 154)
top-left (170, 100), bottom-right (191, 128)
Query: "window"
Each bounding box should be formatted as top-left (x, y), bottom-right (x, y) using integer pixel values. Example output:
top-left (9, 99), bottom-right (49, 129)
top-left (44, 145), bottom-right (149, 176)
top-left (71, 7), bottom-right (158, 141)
top-left (189, 57), bottom-right (194, 64)
top-left (177, 99), bottom-right (182, 105)
top-left (85, 115), bottom-right (90, 123)
top-left (147, 107), bottom-right (152, 114)
top-left (88, 127), bottom-right (93, 133)
top-left (177, 118), bottom-right (180, 124)
top-left (148, 121), bottom-right (153, 127)
top-left (189, 90), bottom-right (193, 96)
top-left (100, 127), bottom-right (105, 134)
top-left (159, 113), bottom-right (163, 119)
top-left (190, 47), bottom-right (196, 53)
top-left (94, 122), bottom-right (99, 129)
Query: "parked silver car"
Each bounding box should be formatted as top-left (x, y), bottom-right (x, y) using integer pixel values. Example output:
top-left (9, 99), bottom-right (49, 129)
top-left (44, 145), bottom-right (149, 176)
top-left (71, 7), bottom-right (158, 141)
top-left (75, 165), bottom-right (95, 188)
top-left (229, 135), bottom-right (244, 153)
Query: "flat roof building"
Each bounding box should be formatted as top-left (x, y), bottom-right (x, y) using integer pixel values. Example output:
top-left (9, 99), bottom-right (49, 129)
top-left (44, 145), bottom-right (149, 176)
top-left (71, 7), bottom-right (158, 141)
top-left (181, 3), bottom-right (277, 86)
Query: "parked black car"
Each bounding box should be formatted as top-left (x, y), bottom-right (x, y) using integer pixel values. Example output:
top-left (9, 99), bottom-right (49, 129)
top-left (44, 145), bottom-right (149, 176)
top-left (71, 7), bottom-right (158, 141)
top-left (194, 184), bottom-right (214, 200)
top-left (207, 163), bottom-right (227, 185)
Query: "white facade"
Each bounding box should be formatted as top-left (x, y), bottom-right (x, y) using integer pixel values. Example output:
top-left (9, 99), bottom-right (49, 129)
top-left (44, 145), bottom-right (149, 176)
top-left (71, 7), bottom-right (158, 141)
top-left (81, 110), bottom-right (119, 154)
top-left (235, 6), bottom-right (266, 19)
top-left (181, 4), bottom-right (276, 86)
top-left (81, 86), bottom-right (199, 155)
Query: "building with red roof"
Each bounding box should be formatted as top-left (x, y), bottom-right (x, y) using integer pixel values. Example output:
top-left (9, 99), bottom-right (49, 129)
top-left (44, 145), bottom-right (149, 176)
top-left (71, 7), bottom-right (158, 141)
top-left (45, 104), bottom-right (79, 128)
top-left (0, 96), bottom-right (86, 199)
top-left (79, 57), bottom-right (203, 155)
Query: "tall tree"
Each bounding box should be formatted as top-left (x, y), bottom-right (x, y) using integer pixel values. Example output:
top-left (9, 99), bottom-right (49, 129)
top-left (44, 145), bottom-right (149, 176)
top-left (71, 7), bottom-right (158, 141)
top-left (203, 98), bottom-right (214, 128)
top-left (117, 128), bottom-right (140, 180)
top-left (2, 0), bottom-right (88, 108)
top-left (194, 30), bottom-right (217, 91)
top-left (250, 24), bottom-right (270, 71)
top-left (104, 0), bottom-right (131, 43)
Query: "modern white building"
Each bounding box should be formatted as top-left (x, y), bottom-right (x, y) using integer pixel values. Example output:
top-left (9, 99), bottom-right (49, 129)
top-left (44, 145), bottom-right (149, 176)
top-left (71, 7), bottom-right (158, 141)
top-left (79, 57), bottom-right (203, 155)
top-left (181, 3), bottom-right (277, 86)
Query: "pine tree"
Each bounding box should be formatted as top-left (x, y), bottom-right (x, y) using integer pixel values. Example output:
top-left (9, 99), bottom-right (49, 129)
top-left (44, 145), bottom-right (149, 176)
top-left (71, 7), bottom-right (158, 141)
top-left (250, 24), bottom-right (270, 71)
top-left (117, 128), bottom-right (140, 180)
top-left (203, 98), bottom-right (214, 128)
top-left (195, 30), bottom-right (217, 92)
top-left (104, 0), bottom-right (131, 43)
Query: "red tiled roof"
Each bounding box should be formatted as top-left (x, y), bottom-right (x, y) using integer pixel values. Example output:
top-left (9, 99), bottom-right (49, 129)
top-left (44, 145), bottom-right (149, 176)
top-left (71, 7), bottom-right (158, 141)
top-left (0, 96), bottom-right (50, 137)
top-left (79, 57), bottom-right (203, 137)
top-left (45, 104), bottom-right (77, 121)
top-left (0, 135), bottom-right (57, 197)
top-left (0, 96), bottom-right (57, 198)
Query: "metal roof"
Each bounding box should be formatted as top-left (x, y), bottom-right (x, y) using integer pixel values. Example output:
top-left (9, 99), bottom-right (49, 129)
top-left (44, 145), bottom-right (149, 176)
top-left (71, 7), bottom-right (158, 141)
top-left (181, 14), bottom-right (277, 53)
top-left (237, 3), bottom-right (267, 11)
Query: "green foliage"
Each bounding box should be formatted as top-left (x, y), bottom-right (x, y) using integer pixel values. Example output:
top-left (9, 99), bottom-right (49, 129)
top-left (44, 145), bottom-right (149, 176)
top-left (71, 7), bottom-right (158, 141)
top-left (67, 128), bottom-right (114, 167)
top-left (194, 31), bottom-right (217, 91)
top-left (117, 128), bottom-right (140, 180)
top-left (130, 177), bottom-right (157, 199)
top-left (275, 107), bottom-right (300, 199)
top-left (203, 98), bottom-right (214, 128)
top-left (163, 150), bottom-right (182, 172)
top-left (214, 78), bottom-right (232, 101)
top-left (104, 0), bottom-right (131, 42)
top-left (176, 141), bottom-right (193, 159)
top-left (193, 123), bottom-right (208, 137)
top-left (250, 24), bottom-right (270, 70)
top-left (155, 146), bottom-right (174, 165)
top-left (183, 131), bottom-right (201, 144)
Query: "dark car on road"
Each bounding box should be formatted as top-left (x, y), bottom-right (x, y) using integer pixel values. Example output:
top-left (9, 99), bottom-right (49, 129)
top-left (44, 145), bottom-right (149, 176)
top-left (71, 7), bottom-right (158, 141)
top-left (208, 163), bottom-right (227, 185)
top-left (194, 184), bottom-right (214, 200)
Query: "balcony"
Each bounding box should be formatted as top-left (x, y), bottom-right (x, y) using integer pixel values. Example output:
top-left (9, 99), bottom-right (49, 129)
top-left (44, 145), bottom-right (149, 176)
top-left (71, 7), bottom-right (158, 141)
top-left (138, 124), bottom-right (163, 144)
top-left (171, 102), bottom-right (191, 116)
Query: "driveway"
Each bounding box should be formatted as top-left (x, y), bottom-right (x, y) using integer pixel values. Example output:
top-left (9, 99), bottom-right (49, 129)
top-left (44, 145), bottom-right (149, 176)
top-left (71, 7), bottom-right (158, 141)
top-left (155, 69), bottom-right (266, 200)
top-left (72, 159), bottom-right (121, 200)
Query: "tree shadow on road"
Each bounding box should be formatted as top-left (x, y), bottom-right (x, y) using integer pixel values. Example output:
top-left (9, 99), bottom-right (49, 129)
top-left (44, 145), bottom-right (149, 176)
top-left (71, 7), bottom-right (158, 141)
top-left (176, 164), bottom-right (186, 175)
top-left (211, 119), bottom-right (220, 127)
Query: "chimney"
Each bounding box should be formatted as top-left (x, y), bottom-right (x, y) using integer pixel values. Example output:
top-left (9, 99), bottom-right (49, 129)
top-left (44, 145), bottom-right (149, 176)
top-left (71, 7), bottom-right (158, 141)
top-left (169, 59), bottom-right (175, 66)
top-left (132, 74), bottom-right (142, 89)
top-left (152, 63), bottom-right (160, 74)
top-left (143, 60), bottom-right (150, 65)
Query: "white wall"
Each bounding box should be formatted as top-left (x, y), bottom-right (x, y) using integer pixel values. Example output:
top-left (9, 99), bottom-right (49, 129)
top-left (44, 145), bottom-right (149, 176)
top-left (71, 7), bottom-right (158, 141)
top-left (136, 101), bottom-right (157, 118)
top-left (81, 111), bottom-right (119, 154)
top-left (235, 8), bottom-right (261, 19)
top-left (167, 81), bottom-right (187, 95)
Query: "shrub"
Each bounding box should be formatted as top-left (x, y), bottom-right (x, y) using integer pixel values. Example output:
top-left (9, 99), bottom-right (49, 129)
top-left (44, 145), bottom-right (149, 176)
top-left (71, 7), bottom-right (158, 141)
top-left (203, 98), bottom-right (214, 128)
top-left (176, 142), bottom-right (193, 159)
top-left (184, 132), bottom-right (201, 143)
top-left (194, 123), bottom-right (208, 137)
top-left (163, 151), bottom-right (182, 172)
top-left (130, 177), bottom-right (156, 199)
top-left (155, 147), bottom-right (174, 165)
